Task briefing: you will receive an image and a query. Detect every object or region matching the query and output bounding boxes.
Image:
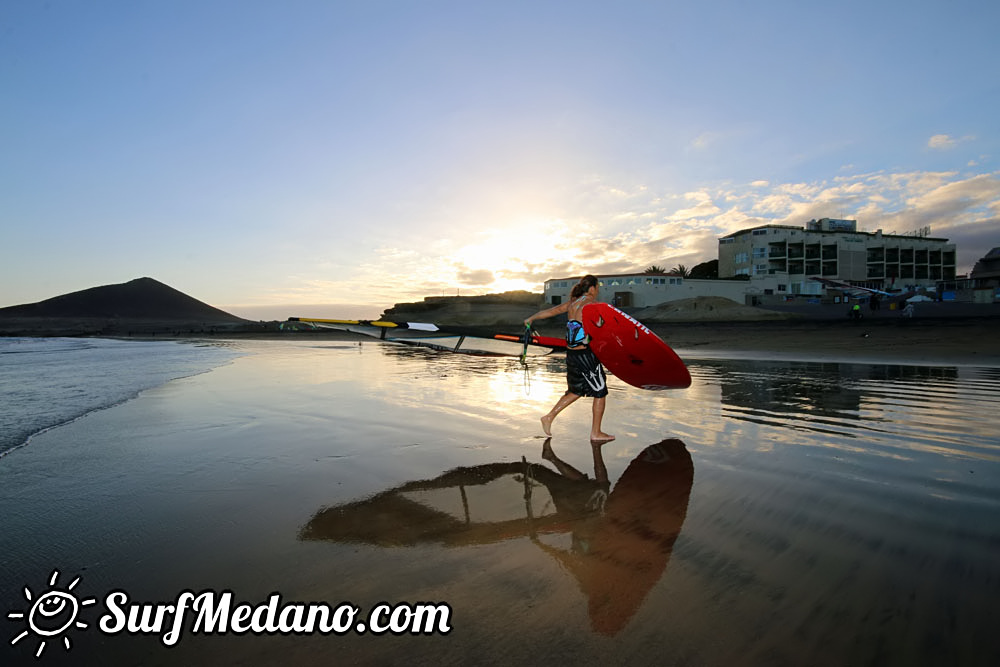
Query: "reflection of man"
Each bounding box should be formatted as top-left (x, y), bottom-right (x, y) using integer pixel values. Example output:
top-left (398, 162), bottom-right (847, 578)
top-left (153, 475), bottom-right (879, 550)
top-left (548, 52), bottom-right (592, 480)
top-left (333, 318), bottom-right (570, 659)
top-left (299, 437), bottom-right (694, 637)
top-left (531, 438), bottom-right (610, 516)
top-left (532, 438), bottom-right (694, 636)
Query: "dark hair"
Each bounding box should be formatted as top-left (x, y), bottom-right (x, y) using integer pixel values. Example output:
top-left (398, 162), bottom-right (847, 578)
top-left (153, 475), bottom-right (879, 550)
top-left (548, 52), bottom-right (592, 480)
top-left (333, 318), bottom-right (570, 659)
top-left (571, 274), bottom-right (599, 299)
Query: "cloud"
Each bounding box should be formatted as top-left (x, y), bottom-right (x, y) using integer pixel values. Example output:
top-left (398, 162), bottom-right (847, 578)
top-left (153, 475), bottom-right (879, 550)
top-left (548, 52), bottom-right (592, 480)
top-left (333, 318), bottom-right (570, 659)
top-left (690, 132), bottom-right (720, 150)
top-left (928, 134), bottom-right (957, 150)
top-left (565, 170), bottom-right (1000, 277)
top-left (928, 134), bottom-right (976, 150)
top-left (457, 268), bottom-right (494, 285)
top-left (669, 190), bottom-right (721, 221)
top-left (279, 169), bottom-right (1000, 309)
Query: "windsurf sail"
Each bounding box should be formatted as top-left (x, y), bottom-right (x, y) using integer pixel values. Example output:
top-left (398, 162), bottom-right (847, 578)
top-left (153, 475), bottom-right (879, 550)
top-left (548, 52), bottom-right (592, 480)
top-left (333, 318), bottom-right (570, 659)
top-left (809, 277), bottom-right (895, 297)
top-left (285, 317), bottom-right (566, 357)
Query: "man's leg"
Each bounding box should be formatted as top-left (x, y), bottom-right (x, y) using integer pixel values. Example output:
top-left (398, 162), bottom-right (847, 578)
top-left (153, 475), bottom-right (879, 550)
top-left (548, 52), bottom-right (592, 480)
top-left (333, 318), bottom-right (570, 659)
top-left (541, 391), bottom-right (580, 436)
top-left (590, 397), bottom-right (614, 443)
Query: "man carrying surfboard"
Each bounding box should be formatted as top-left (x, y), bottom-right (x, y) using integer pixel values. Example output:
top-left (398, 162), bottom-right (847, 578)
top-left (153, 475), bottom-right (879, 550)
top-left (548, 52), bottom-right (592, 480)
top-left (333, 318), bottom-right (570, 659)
top-left (525, 275), bottom-right (615, 444)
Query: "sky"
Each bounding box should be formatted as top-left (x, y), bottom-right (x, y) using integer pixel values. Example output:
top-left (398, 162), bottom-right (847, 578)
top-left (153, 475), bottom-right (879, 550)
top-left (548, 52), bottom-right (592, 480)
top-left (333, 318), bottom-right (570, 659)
top-left (3, 0), bottom-right (999, 320)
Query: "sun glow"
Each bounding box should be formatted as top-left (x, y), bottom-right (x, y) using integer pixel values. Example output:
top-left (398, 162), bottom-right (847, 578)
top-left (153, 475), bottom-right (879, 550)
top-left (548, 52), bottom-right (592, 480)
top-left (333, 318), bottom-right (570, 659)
top-left (451, 221), bottom-right (584, 293)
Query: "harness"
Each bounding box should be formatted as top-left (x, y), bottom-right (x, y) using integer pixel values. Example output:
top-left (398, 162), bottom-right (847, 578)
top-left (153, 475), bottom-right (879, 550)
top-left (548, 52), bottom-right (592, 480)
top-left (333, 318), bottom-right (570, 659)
top-left (566, 319), bottom-right (588, 347)
top-left (565, 295), bottom-right (591, 347)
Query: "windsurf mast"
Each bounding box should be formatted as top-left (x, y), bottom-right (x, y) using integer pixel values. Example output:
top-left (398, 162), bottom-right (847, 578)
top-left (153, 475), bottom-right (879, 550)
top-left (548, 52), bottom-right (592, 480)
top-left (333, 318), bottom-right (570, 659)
top-left (285, 317), bottom-right (566, 357)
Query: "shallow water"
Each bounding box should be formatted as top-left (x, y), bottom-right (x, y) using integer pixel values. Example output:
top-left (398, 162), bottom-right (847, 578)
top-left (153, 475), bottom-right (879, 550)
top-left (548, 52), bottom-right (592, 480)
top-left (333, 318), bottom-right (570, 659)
top-left (0, 337), bottom-right (241, 456)
top-left (1, 340), bottom-right (998, 665)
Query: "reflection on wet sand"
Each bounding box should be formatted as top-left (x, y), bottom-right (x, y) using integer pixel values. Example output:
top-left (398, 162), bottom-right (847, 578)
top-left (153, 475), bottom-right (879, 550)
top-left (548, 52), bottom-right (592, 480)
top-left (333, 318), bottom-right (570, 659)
top-left (708, 360), bottom-right (960, 420)
top-left (300, 438), bottom-right (694, 636)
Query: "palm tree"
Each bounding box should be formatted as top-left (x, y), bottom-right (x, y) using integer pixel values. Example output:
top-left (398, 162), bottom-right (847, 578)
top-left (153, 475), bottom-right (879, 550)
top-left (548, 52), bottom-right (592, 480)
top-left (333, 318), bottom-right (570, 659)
top-left (670, 264), bottom-right (690, 278)
top-left (643, 265), bottom-right (667, 275)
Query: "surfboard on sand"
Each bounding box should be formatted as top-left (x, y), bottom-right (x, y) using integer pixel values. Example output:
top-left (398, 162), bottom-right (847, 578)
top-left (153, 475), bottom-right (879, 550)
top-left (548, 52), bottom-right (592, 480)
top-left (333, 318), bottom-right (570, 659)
top-left (580, 302), bottom-right (691, 390)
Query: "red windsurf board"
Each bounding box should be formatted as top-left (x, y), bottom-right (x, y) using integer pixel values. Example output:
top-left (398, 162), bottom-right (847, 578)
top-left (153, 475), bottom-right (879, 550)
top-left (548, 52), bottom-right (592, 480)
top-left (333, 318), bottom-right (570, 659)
top-left (580, 302), bottom-right (691, 390)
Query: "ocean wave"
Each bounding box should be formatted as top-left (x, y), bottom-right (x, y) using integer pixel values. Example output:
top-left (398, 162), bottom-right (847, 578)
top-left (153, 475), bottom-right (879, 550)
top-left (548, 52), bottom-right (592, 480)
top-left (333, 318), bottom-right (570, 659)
top-left (0, 338), bottom-right (241, 457)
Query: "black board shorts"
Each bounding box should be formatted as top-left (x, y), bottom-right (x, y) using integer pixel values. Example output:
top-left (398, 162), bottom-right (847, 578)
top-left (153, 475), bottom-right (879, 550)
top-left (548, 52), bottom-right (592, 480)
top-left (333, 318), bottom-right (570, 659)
top-left (566, 347), bottom-right (608, 398)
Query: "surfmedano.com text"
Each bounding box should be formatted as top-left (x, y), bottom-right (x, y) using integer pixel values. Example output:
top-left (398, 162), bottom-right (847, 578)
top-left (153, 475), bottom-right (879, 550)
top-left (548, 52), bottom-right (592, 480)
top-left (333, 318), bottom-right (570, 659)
top-left (99, 590), bottom-right (453, 646)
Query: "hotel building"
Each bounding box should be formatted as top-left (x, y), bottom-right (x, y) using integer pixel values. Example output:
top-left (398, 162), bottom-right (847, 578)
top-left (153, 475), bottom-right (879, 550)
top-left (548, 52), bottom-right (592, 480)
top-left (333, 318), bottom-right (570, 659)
top-left (718, 218), bottom-right (957, 297)
top-left (542, 219), bottom-right (961, 307)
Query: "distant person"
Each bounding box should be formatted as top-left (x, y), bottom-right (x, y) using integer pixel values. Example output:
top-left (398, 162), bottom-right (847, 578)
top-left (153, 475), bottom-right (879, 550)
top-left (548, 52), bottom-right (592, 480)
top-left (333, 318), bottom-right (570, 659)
top-left (849, 303), bottom-right (863, 320)
top-left (525, 275), bottom-right (614, 444)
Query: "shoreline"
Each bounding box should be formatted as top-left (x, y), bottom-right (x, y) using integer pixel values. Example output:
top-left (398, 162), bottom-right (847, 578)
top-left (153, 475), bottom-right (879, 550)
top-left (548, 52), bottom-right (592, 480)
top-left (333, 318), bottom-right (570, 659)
top-left (221, 318), bottom-right (1000, 366)
top-left (2, 308), bottom-right (998, 368)
top-left (2, 318), bottom-right (998, 367)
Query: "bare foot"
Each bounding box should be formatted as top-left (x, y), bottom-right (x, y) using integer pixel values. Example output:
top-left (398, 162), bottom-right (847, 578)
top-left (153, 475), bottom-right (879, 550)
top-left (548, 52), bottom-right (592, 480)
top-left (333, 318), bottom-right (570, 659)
top-left (541, 437), bottom-right (554, 460)
top-left (590, 433), bottom-right (615, 445)
top-left (540, 415), bottom-right (553, 436)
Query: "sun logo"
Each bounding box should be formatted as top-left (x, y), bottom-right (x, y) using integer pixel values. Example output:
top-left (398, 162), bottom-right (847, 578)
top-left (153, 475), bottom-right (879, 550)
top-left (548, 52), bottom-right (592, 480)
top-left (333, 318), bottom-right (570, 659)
top-left (7, 569), bottom-right (97, 659)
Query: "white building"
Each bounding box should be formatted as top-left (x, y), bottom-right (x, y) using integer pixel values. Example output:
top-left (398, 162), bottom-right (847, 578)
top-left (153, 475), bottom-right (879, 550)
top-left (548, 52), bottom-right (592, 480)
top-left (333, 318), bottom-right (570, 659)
top-left (719, 219), bottom-right (956, 298)
top-left (542, 219), bottom-right (959, 308)
top-left (543, 274), bottom-right (746, 307)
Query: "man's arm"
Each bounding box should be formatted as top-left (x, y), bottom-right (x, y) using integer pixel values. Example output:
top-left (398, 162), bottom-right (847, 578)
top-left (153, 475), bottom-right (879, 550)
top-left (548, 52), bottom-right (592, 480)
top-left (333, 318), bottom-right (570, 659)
top-left (525, 301), bottom-right (570, 325)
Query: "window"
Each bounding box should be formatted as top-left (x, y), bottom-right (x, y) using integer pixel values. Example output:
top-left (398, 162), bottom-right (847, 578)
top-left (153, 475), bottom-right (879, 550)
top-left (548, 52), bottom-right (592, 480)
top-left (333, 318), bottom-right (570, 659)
top-left (752, 229), bottom-right (769, 236)
top-left (752, 247), bottom-right (767, 258)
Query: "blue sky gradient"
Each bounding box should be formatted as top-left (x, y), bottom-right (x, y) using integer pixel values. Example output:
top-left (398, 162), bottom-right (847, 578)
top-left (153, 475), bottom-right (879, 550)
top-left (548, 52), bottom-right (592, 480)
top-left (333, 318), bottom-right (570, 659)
top-left (3, 1), bottom-right (998, 319)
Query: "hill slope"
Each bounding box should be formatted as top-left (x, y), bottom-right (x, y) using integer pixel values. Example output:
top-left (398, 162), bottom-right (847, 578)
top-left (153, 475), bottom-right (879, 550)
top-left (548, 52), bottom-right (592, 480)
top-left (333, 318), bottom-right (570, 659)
top-left (0, 278), bottom-right (245, 323)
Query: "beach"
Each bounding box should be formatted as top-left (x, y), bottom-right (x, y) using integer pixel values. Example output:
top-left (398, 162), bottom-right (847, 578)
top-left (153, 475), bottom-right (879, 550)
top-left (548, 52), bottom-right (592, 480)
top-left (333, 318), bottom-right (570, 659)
top-left (272, 314), bottom-right (1000, 367)
top-left (659, 317), bottom-right (1000, 365)
top-left (2, 337), bottom-right (999, 665)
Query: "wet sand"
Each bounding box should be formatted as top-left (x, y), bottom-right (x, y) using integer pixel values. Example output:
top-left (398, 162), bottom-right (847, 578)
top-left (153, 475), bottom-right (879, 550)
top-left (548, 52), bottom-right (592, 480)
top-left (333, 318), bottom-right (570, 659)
top-left (657, 317), bottom-right (1000, 365)
top-left (3, 297), bottom-right (999, 368)
top-left (2, 340), bottom-right (999, 665)
top-left (260, 315), bottom-right (1000, 367)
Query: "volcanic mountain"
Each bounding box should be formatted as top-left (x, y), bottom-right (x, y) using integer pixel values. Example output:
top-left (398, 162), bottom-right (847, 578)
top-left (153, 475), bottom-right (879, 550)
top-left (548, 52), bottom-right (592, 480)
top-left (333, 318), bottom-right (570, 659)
top-left (0, 278), bottom-right (246, 326)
